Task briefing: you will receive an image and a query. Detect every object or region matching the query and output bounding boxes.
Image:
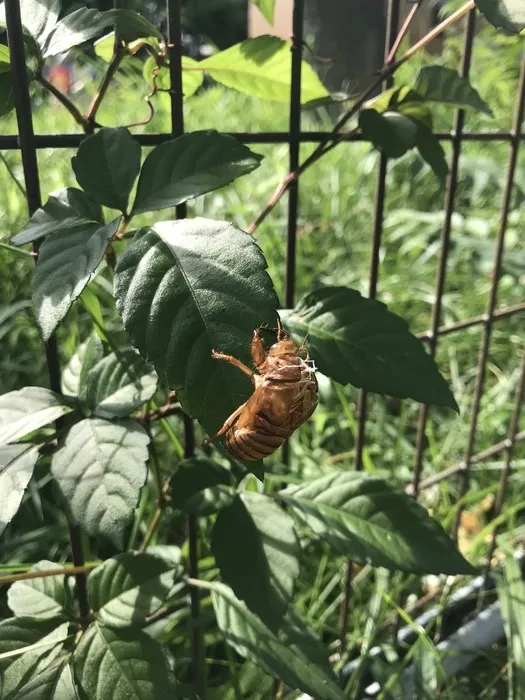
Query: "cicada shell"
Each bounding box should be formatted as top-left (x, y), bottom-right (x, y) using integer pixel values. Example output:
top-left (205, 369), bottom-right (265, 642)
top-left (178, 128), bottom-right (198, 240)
top-left (204, 323), bottom-right (318, 460)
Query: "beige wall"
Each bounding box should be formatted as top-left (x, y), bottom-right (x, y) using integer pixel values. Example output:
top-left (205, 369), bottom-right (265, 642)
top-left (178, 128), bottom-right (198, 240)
top-left (248, 0), bottom-right (292, 40)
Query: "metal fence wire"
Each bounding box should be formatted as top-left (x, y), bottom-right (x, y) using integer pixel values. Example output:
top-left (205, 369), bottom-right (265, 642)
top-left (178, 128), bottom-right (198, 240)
top-left (4, 0), bottom-right (525, 675)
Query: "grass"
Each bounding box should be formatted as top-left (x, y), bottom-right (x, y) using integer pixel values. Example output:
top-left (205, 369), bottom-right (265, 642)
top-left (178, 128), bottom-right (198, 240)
top-left (1, 19), bottom-right (524, 697)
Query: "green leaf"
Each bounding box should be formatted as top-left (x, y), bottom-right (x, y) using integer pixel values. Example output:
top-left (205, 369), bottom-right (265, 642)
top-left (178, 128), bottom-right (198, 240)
top-left (282, 286), bottom-right (458, 410)
top-left (209, 582), bottom-right (344, 699)
top-left (497, 551), bottom-right (525, 699)
top-left (170, 457), bottom-right (234, 514)
top-left (51, 418), bottom-right (149, 547)
top-left (62, 333), bottom-right (104, 399)
top-left (12, 188), bottom-right (103, 247)
top-left (143, 55), bottom-right (204, 99)
top-left (280, 472), bottom-right (474, 574)
top-left (212, 492), bottom-right (299, 632)
top-left (279, 607), bottom-right (334, 678)
top-left (0, 387), bottom-right (73, 446)
top-left (7, 561), bottom-right (69, 619)
top-left (251, 0), bottom-right (276, 23)
top-left (0, 618), bottom-right (58, 669)
top-left (416, 123), bottom-right (449, 181)
top-left (0, 44), bottom-right (9, 69)
top-left (3, 658), bottom-right (74, 700)
top-left (414, 66), bottom-right (492, 115)
top-left (32, 218), bottom-right (119, 342)
top-left (0, 71), bottom-right (13, 119)
top-left (50, 662), bottom-right (78, 700)
top-left (1, 623), bottom-right (69, 700)
top-left (42, 8), bottom-right (115, 58)
top-left (131, 130), bottom-right (262, 215)
top-left (83, 348), bottom-right (158, 419)
top-left (475, 0), bottom-right (525, 32)
top-left (18, 0), bottom-right (60, 51)
top-left (0, 444), bottom-right (39, 535)
top-left (73, 623), bottom-right (176, 700)
top-left (111, 8), bottom-right (163, 42)
top-left (88, 548), bottom-right (182, 628)
top-left (94, 33), bottom-right (116, 62)
top-left (114, 218), bottom-right (279, 438)
top-left (200, 36), bottom-right (329, 104)
top-left (359, 109), bottom-right (418, 158)
top-left (72, 128), bottom-right (141, 213)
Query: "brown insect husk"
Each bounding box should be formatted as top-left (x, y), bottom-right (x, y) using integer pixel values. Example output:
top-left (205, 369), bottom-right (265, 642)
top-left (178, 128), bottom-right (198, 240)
top-left (204, 324), bottom-right (319, 460)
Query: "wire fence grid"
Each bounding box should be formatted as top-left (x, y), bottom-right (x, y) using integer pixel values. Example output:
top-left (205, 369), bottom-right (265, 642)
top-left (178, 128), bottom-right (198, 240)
top-left (3, 0), bottom-right (525, 675)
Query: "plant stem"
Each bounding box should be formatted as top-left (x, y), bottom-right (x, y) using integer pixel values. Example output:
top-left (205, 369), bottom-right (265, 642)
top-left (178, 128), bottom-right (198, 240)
top-left (0, 563), bottom-right (97, 586)
top-left (69, 523), bottom-right (91, 623)
top-left (248, 0), bottom-right (476, 235)
top-left (86, 47), bottom-right (126, 128)
top-left (385, 0), bottom-right (423, 64)
top-left (0, 152), bottom-right (26, 196)
top-left (35, 73), bottom-right (91, 131)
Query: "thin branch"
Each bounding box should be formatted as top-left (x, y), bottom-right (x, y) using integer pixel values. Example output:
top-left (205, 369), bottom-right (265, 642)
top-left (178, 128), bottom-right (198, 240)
top-left (35, 72), bottom-right (91, 131)
top-left (139, 508), bottom-right (163, 552)
top-left (386, 0), bottom-right (423, 64)
top-left (86, 46), bottom-right (126, 128)
top-left (138, 395), bottom-right (182, 423)
top-left (0, 563), bottom-right (97, 586)
top-left (248, 0), bottom-right (476, 235)
top-left (0, 152), bottom-right (26, 196)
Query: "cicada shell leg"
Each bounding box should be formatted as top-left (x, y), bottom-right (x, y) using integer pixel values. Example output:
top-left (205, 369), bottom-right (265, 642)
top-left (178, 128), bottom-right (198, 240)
top-left (203, 401), bottom-right (246, 446)
top-left (251, 329), bottom-right (267, 369)
top-left (211, 350), bottom-right (253, 379)
top-left (276, 317), bottom-right (288, 341)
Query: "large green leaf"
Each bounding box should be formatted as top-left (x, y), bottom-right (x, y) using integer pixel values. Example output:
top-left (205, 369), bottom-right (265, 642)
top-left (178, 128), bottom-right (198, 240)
top-left (32, 219), bottom-right (119, 342)
top-left (131, 130), bottom-right (262, 215)
top-left (77, 334), bottom-right (105, 405)
top-left (209, 582), bottom-right (344, 699)
top-left (359, 109), bottom-right (418, 159)
top-left (12, 188), bottom-right (103, 247)
top-left (0, 444), bottom-right (39, 535)
top-left (416, 123), bottom-right (449, 181)
top-left (279, 607), bottom-right (335, 678)
top-left (475, 0), bottom-right (525, 32)
top-left (282, 286), bottom-right (458, 410)
top-left (0, 50), bottom-right (13, 118)
top-left (88, 548), bottom-right (182, 628)
top-left (61, 333), bottom-right (104, 399)
top-left (110, 8), bottom-right (163, 42)
top-left (170, 457), bottom-right (234, 514)
top-left (0, 618), bottom-right (58, 669)
top-left (251, 0), bottom-right (276, 23)
top-left (0, 387), bottom-right (73, 446)
top-left (6, 659), bottom-right (78, 700)
top-left (414, 66), bottom-right (492, 115)
top-left (73, 623), bottom-right (176, 699)
top-left (1, 623), bottom-right (69, 700)
top-left (72, 128), bottom-right (141, 213)
top-left (17, 0), bottom-right (60, 52)
top-left (212, 492), bottom-right (299, 632)
top-left (51, 418), bottom-right (149, 547)
top-left (200, 36), bottom-right (329, 104)
top-left (114, 218), bottom-right (279, 437)
top-left (280, 472), bottom-right (474, 574)
top-left (83, 348), bottom-right (157, 418)
top-left (7, 561), bottom-right (70, 619)
top-left (42, 8), bottom-right (115, 58)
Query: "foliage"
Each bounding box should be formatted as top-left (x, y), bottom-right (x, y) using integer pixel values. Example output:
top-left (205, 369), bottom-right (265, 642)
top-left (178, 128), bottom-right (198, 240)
top-left (0, 1), bottom-right (524, 698)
